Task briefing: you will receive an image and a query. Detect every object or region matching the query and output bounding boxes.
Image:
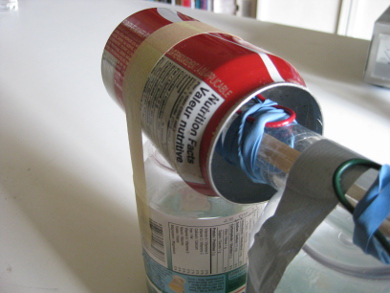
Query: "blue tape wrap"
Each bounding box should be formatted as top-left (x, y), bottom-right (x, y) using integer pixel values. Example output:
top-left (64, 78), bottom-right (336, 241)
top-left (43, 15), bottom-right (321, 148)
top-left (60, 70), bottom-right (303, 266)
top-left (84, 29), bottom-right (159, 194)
top-left (353, 164), bottom-right (390, 264)
top-left (216, 99), bottom-right (290, 184)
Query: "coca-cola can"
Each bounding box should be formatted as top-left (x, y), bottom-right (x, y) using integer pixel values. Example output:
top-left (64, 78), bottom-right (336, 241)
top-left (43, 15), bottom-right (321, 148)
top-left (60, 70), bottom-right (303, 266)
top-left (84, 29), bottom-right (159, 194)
top-left (101, 7), bottom-right (322, 203)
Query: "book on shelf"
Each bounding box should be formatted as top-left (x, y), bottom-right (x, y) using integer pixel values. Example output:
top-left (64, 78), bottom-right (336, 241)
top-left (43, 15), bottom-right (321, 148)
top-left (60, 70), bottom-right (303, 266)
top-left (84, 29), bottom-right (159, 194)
top-left (145, 0), bottom-right (257, 18)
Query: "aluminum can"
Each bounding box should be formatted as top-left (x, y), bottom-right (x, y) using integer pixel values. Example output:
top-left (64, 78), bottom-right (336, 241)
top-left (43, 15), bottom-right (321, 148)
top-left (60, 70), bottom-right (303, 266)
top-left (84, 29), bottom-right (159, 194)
top-left (101, 7), bottom-right (322, 203)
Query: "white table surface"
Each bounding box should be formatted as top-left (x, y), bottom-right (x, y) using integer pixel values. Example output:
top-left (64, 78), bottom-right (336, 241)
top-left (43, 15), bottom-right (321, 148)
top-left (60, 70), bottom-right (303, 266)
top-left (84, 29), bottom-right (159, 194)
top-left (1, 1), bottom-right (389, 292)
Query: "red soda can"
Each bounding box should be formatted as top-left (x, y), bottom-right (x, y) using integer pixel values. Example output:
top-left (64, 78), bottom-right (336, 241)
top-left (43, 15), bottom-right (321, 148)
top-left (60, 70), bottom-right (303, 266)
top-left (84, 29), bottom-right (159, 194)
top-left (101, 7), bottom-right (322, 203)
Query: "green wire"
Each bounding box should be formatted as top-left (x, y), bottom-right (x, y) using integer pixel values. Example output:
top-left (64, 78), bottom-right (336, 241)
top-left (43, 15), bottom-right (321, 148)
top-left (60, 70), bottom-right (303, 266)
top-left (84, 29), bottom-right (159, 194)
top-left (333, 158), bottom-right (390, 255)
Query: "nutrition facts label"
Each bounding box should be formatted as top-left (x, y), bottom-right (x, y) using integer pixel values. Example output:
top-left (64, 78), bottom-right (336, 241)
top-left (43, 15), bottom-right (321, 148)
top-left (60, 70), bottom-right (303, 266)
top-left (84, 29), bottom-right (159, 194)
top-left (142, 203), bottom-right (262, 293)
top-left (142, 56), bottom-right (224, 184)
top-left (145, 204), bottom-right (261, 275)
top-left (169, 216), bottom-right (256, 275)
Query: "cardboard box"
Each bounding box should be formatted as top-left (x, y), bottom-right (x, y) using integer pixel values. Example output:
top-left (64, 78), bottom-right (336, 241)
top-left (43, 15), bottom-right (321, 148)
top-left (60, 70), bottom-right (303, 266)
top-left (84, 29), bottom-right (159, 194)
top-left (364, 5), bottom-right (390, 88)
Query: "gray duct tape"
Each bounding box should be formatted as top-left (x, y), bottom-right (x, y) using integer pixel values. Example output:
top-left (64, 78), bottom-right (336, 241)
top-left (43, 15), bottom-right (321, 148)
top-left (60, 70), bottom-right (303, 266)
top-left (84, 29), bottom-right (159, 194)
top-left (247, 139), bottom-right (369, 292)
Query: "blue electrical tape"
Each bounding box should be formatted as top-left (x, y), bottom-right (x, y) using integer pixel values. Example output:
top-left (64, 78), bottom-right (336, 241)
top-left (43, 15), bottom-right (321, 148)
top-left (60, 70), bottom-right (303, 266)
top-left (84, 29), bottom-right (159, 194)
top-left (216, 99), bottom-right (290, 184)
top-left (353, 164), bottom-right (390, 264)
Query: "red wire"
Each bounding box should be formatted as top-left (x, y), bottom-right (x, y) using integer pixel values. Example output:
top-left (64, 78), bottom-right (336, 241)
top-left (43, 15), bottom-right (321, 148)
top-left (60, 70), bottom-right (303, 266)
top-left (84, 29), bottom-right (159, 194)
top-left (236, 95), bottom-right (296, 128)
top-left (266, 105), bottom-right (296, 128)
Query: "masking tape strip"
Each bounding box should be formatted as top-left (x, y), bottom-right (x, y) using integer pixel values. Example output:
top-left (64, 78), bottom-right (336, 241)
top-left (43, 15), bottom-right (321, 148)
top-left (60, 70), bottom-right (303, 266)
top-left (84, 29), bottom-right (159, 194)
top-left (122, 21), bottom-right (226, 242)
top-left (247, 139), bottom-right (368, 293)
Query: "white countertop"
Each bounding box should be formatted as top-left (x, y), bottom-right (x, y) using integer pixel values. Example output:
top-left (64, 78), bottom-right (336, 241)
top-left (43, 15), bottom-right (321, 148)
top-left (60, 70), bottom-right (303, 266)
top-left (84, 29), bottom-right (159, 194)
top-left (1, 1), bottom-right (389, 292)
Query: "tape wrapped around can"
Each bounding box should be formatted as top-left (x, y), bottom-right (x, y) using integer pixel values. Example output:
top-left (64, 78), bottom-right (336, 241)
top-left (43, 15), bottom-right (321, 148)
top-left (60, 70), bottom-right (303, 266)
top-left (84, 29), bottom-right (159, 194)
top-left (101, 7), bottom-right (323, 205)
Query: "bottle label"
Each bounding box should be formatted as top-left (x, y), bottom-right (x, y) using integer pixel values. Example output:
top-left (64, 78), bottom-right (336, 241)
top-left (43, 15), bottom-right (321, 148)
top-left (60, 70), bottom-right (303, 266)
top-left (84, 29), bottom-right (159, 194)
top-left (142, 205), bottom-right (262, 293)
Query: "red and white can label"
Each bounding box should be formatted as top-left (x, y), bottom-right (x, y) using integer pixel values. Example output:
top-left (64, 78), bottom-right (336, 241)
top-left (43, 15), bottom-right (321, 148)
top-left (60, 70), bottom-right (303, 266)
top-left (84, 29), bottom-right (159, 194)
top-left (101, 7), bottom-right (313, 197)
top-left (142, 56), bottom-right (224, 184)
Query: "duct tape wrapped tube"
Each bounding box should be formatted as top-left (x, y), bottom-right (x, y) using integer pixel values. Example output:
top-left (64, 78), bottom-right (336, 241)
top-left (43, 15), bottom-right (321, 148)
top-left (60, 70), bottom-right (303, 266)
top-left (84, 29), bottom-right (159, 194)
top-left (246, 139), bottom-right (373, 293)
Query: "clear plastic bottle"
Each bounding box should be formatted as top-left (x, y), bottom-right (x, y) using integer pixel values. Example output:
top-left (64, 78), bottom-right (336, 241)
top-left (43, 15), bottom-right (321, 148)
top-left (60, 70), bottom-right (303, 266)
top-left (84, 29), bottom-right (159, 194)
top-left (142, 142), bottom-right (265, 293)
top-left (256, 123), bottom-right (322, 189)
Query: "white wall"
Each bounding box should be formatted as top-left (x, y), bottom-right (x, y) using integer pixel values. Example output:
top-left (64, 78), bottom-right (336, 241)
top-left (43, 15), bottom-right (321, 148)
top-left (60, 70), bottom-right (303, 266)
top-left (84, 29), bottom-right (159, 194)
top-left (256, 0), bottom-right (390, 40)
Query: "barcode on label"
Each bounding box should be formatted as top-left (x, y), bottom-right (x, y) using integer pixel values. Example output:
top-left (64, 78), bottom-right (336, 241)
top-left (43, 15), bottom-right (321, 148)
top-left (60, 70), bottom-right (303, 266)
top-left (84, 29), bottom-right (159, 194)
top-left (149, 218), bottom-right (165, 261)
